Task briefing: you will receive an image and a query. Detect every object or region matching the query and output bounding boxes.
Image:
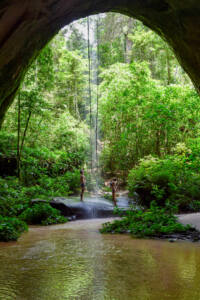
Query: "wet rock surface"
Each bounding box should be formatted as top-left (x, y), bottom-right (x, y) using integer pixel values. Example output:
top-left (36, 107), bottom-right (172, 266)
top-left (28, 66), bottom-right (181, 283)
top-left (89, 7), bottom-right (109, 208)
top-left (108, 227), bottom-right (200, 242)
top-left (31, 197), bottom-right (200, 242)
top-left (31, 196), bottom-right (130, 220)
top-left (54, 197), bottom-right (114, 219)
top-left (154, 229), bottom-right (200, 243)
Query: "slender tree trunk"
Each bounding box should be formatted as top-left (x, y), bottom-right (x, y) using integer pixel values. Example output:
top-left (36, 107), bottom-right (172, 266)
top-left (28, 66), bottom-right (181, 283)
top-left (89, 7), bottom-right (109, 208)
top-left (166, 49), bottom-right (172, 85)
top-left (124, 33), bottom-right (127, 63)
top-left (20, 110), bottom-right (32, 156)
top-left (126, 18), bottom-right (134, 63)
top-left (155, 129), bottom-right (161, 157)
top-left (17, 92), bottom-right (21, 180)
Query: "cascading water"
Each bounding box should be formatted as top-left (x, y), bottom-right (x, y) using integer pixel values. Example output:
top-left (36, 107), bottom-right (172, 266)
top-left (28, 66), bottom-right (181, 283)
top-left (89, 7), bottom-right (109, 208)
top-left (87, 15), bottom-right (102, 193)
top-left (63, 16), bottom-right (132, 216)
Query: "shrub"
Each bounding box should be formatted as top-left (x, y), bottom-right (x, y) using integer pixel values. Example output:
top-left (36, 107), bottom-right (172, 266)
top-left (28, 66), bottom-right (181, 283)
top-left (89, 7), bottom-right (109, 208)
top-left (37, 169), bottom-right (80, 197)
top-left (103, 193), bottom-right (113, 201)
top-left (100, 202), bottom-right (191, 238)
top-left (128, 145), bottom-right (200, 211)
top-left (0, 177), bottom-right (30, 217)
top-left (0, 131), bottom-right (16, 156)
top-left (0, 216), bottom-right (28, 241)
top-left (128, 155), bottom-right (175, 207)
top-left (20, 147), bottom-right (84, 185)
top-left (19, 203), bottom-right (67, 225)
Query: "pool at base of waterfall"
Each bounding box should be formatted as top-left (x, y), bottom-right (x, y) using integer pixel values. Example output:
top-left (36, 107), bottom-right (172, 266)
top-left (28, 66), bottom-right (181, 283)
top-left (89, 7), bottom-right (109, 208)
top-left (0, 218), bottom-right (200, 300)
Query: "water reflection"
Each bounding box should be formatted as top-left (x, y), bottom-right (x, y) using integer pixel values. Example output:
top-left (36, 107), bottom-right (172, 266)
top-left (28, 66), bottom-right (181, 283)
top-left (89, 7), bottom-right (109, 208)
top-left (0, 219), bottom-right (200, 299)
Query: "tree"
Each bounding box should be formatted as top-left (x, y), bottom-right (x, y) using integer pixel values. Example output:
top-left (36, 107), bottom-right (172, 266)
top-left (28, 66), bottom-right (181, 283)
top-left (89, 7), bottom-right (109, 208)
top-left (99, 62), bottom-right (199, 177)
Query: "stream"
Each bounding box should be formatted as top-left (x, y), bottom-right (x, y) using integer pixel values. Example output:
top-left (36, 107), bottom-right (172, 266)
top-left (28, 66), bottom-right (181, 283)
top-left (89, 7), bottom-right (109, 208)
top-left (1, 197), bottom-right (200, 299)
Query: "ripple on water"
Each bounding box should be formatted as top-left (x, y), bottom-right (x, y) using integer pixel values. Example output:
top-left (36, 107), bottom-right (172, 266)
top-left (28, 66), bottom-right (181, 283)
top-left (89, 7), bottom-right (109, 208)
top-left (1, 219), bottom-right (200, 300)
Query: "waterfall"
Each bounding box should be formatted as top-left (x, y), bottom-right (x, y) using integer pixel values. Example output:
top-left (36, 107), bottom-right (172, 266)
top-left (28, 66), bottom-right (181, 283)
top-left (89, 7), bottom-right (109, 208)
top-left (87, 15), bottom-right (101, 193)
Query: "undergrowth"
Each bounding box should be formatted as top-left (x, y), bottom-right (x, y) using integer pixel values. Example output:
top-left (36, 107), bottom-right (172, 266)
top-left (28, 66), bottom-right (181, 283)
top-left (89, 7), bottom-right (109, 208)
top-left (100, 202), bottom-right (191, 238)
top-left (0, 216), bottom-right (28, 242)
top-left (19, 203), bottom-right (68, 225)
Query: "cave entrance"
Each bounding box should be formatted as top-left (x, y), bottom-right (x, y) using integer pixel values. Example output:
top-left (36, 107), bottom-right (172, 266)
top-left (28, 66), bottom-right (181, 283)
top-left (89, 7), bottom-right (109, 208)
top-left (0, 1), bottom-right (200, 127)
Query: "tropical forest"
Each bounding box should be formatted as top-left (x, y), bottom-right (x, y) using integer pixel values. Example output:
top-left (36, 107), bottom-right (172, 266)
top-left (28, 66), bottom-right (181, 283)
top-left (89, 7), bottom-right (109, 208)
top-left (1, 6), bottom-right (200, 300)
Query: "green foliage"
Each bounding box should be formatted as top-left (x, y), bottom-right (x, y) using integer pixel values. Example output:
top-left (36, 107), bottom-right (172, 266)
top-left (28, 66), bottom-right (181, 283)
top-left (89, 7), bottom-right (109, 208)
top-left (128, 142), bottom-right (200, 211)
top-left (98, 13), bottom-right (134, 67)
top-left (20, 146), bottom-right (83, 183)
top-left (128, 21), bottom-right (190, 85)
top-left (103, 193), bottom-right (113, 201)
top-left (0, 177), bottom-right (30, 217)
top-left (0, 146), bottom-right (83, 227)
top-left (65, 22), bottom-right (87, 55)
top-left (49, 112), bottom-right (89, 154)
top-left (19, 203), bottom-right (67, 225)
top-left (37, 170), bottom-right (81, 197)
top-left (52, 36), bottom-right (87, 119)
top-left (0, 130), bottom-right (84, 229)
top-left (0, 137), bottom-right (83, 193)
top-left (99, 61), bottom-right (199, 177)
top-left (1, 13), bottom-right (200, 240)
top-left (2, 32), bottom-right (89, 156)
top-left (100, 202), bottom-right (191, 238)
top-left (0, 216), bottom-right (28, 242)
top-left (20, 147), bottom-right (82, 197)
top-left (0, 131), bottom-right (16, 156)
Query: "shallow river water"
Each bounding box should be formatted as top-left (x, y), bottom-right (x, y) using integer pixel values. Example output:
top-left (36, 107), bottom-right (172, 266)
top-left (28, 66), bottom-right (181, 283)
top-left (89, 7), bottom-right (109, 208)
top-left (1, 218), bottom-right (200, 300)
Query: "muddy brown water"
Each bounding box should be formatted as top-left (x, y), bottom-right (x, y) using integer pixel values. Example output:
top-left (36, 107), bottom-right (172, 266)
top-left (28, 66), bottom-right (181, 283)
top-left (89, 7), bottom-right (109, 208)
top-left (1, 218), bottom-right (200, 300)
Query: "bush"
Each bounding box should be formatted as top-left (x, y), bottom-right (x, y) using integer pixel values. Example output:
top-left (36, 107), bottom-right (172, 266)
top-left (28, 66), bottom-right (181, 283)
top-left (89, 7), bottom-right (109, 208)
top-left (0, 177), bottom-right (30, 217)
top-left (100, 202), bottom-right (191, 238)
top-left (19, 203), bottom-right (67, 225)
top-left (0, 131), bottom-right (16, 156)
top-left (21, 147), bottom-right (84, 185)
top-left (0, 216), bottom-right (28, 241)
top-left (103, 193), bottom-right (113, 201)
top-left (128, 144), bottom-right (200, 212)
top-left (36, 169), bottom-right (80, 197)
top-left (128, 155), bottom-right (175, 206)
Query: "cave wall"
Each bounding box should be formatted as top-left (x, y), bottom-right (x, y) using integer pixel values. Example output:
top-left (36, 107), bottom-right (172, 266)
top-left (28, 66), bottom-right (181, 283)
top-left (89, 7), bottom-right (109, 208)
top-left (0, 0), bottom-right (200, 127)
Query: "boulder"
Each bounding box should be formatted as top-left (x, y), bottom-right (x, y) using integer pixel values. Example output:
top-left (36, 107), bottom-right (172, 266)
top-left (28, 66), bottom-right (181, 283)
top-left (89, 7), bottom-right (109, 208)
top-left (31, 197), bottom-right (117, 220)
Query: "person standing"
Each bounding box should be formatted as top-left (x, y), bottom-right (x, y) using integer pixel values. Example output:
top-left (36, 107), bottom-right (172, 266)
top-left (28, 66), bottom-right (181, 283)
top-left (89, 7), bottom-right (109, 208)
top-left (110, 178), bottom-right (118, 206)
top-left (80, 169), bottom-right (86, 201)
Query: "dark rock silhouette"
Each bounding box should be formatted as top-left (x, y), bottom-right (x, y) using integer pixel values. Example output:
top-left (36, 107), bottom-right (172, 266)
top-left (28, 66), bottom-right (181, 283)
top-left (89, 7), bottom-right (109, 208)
top-left (0, 155), bottom-right (17, 177)
top-left (31, 196), bottom-right (130, 220)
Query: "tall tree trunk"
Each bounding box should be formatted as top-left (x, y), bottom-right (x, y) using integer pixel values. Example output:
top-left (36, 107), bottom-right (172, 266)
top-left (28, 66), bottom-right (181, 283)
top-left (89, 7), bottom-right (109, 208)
top-left (17, 91), bottom-right (21, 180)
top-left (166, 49), bottom-right (172, 85)
top-left (155, 129), bottom-right (161, 157)
top-left (20, 110), bottom-right (32, 156)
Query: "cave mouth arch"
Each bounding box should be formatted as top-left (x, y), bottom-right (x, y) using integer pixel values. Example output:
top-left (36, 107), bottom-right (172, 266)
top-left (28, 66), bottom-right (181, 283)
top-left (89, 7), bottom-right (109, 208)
top-left (0, 0), bottom-right (200, 127)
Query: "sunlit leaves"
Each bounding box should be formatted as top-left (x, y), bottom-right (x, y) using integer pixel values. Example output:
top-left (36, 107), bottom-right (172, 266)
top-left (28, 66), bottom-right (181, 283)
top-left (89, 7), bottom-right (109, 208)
top-left (99, 61), bottom-right (200, 176)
